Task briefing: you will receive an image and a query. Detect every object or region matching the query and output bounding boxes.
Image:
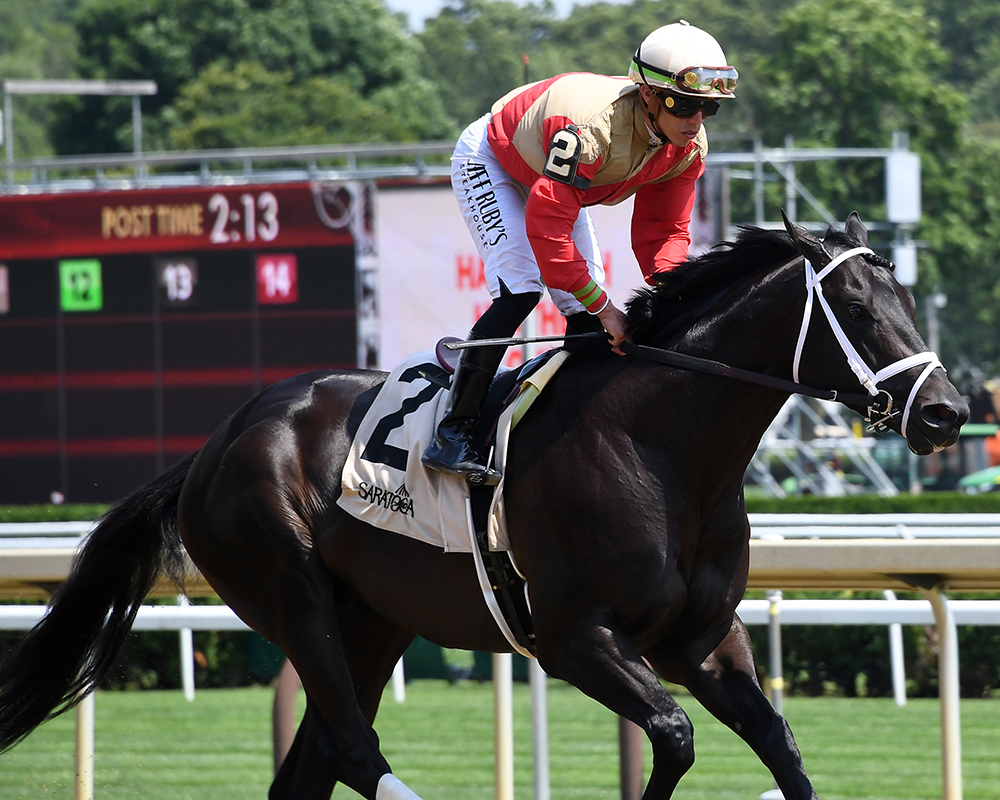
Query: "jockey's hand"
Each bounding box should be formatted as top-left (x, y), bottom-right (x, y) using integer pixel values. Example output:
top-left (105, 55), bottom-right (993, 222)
top-left (596, 301), bottom-right (629, 356)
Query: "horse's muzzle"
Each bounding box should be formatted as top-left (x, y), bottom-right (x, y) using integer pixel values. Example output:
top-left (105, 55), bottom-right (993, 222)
top-left (904, 381), bottom-right (969, 455)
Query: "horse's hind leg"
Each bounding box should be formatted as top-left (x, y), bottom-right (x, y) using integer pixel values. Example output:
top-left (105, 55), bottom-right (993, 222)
top-left (271, 590), bottom-right (414, 800)
top-left (649, 616), bottom-right (817, 800)
top-left (261, 559), bottom-right (412, 800)
top-left (182, 505), bottom-right (405, 800)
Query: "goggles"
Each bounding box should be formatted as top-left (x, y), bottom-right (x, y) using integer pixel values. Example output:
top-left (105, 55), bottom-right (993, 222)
top-left (666, 65), bottom-right (738, 95)
top-left (654, 90), bottom-right (721, 119)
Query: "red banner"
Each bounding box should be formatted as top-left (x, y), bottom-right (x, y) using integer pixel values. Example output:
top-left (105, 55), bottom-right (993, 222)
top-left (0, 182), bottom-right (355, 259)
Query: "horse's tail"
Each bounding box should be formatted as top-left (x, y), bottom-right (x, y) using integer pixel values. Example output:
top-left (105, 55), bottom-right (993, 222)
top-left (0, 452), bottom-right (197, 753)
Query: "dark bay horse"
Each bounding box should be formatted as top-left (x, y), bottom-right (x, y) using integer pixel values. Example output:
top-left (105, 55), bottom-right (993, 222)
top-left (0, 213), bottom-right (967, 799)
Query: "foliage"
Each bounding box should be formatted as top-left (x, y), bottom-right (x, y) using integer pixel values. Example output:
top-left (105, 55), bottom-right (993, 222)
top-left (924, 0), bottom-right (1000, 130)
top-left (748, 590), bottom-right (1000, 700)
top-left (0, 0), bottom-right (81, 158)
top-left (752, 0), bottom-right (963, 154)
top-left (8, 489), bottom-right (1000, 523)
top-left (919, 135), bottom-right (1000, 376)
top-left (744, 491), bottom-right (1000, 514)
top-left (0, 503), bottom-right (106, 522)
top-left (417, 0), bottom-right (558, 125)
top-left (165, 61), bottom-right (452, 149)
top-left (50, 0), bottom-right (454, 153)
top-left (744, 0), bottom-right (963, 234)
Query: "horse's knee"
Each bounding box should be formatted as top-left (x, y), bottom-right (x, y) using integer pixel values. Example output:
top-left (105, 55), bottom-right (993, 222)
top-left (648, 711), bottom-right (696, 777)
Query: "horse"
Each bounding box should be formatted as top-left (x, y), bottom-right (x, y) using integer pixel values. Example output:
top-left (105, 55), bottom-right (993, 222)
top-left (0, 212), bottom-right (968, 800)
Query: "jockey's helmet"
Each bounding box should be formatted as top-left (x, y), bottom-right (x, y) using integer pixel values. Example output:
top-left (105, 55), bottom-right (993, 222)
top-left (629, 21), bottom-right (738, 100)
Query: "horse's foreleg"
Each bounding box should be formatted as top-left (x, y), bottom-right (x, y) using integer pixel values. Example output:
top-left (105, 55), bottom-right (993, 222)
top-left (652, 616), bottom-right (818, 800)
top-left (535, 612), bottom-right (695, 800)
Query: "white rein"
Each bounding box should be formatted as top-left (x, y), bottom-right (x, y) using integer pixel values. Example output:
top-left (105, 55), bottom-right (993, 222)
top-left (791, 246), bottom-right (944, 439)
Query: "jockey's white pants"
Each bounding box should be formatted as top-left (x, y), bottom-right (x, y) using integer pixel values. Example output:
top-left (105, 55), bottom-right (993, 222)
top-left (450, 113), bottom-right (608, 316)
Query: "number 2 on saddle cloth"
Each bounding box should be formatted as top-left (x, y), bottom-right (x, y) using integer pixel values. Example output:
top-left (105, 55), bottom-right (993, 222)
top-left (342, 343), bottom-right (567, 655)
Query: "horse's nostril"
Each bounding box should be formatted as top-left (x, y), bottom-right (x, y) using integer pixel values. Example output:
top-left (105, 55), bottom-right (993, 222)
top-left (921, 403), bottom-right (960, 427)
top-left (934, 404), bottom-right (955, 422)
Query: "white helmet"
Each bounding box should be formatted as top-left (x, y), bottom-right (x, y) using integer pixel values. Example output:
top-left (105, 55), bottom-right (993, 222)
top-left (629, 20), bottom-right (738, 99)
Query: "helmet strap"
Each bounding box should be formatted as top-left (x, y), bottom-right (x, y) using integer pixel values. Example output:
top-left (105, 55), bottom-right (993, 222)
top-left (641, 86), bottom-right (665, 140)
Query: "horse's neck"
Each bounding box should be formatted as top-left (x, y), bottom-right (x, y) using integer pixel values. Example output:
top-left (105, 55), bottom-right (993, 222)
top-left (626, 266), bottom-right (803, 480)
top-left (678, 259), bottom-right (802, 374)
top-left (627, 361), bottom-right (788, 474)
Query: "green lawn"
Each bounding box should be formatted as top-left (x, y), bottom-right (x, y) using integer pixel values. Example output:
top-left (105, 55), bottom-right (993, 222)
top-left (1, 679), bottom-right (998, 800)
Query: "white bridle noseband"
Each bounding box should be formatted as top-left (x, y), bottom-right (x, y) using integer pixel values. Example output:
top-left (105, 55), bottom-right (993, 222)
top-left (791, 246), bottom-right (944, 439)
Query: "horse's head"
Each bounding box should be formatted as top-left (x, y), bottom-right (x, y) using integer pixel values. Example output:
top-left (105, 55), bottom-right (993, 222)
top-left (782, 211), bottom-right (968, 454)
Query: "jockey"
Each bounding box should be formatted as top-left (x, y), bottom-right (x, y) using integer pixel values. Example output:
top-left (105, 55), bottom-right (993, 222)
top-left (423, 20), bottom-right (738, 483)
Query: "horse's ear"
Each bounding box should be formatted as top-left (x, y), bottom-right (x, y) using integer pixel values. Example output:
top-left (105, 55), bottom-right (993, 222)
top-left (844, 211), bottom-right (869, 247)
top-left (780, 209), bottom-right (829, 265)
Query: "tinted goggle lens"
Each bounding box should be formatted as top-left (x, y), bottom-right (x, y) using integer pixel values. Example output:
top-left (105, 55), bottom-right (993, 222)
top-left (674, 66), bottom-right (738, 95)
top-left (656, 91), bottom-right (720, 118)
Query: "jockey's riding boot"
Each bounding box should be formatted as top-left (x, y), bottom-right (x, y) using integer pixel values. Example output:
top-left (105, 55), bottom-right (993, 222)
top-left (563, 310), bottom-right (613, 358)
top-left (421, 339), bottom-right (506, 485)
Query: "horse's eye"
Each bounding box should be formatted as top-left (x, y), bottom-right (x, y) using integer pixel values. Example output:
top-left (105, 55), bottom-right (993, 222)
top-left (848, 304), bottom-right (865, 319)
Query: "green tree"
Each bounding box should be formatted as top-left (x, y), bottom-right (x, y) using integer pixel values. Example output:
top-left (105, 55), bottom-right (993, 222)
top-left (730, 0), bottom-right (964, 239)
top-left (166, 61), bottom-right (451, 149)
top-left (0, 0), bottom-right (81, 158)
top-left (925, 0), bottom-right (1000, 131)
top-left (544, 0), bottom-right (797, 137)
top-left (920, 136), bottom-right (1000, 376)
top-left (751, 0), bottom-right (964, 154)
top-left (52, 0), bottom-right (453, 153)
top-left (417, 0), bottom-right (557, 125)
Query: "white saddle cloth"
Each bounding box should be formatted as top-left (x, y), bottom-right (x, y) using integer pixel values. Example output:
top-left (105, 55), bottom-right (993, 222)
top-left (337, 349), bottom-right (568, 553)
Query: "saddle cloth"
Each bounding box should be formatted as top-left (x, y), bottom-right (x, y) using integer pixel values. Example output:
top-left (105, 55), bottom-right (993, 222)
top-left (337, 349), bottom-right (569, 553)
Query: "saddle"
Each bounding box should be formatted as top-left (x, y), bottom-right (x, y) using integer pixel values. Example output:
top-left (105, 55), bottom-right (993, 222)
top-left (433, 336), bottom-right (555, 474)
top-left (338, 343), bottom-right (569, 657)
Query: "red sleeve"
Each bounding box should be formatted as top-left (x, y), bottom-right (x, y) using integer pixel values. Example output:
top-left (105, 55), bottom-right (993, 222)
top-left (524, 120), bottom-right (608, 312)
top-left (631, 157), bottom-right (705, 284)
top-left (525, 178), bottom-right (585, 285)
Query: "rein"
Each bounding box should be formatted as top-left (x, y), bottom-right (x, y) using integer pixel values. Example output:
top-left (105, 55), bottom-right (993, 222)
top-left (621, 341), bottom-right (875, 410)
top-left (625, 246), bottom-right (945, 437)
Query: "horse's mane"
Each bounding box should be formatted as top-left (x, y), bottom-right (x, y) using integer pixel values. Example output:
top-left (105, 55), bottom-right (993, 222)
top-left (625, 223), bottom-right (891, 346)
top-left (625, 226), bottom-right (798, 346)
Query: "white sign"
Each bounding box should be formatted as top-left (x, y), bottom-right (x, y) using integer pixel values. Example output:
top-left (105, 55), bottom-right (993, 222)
top-left (886, 151), bottom-right (921, 224)
top-left (376, 184), bottom-right (645, 370)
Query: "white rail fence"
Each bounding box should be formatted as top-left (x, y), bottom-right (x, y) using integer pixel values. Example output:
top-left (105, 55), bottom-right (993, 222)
top-left (2, 516), bottom-right (999, 800)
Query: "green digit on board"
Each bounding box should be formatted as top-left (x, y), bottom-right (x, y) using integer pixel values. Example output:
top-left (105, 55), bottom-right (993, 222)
top-left (60, 259), bottom-right (103, 311)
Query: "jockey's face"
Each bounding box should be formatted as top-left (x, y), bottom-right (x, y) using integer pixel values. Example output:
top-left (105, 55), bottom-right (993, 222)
top-left (640, 84), bottom-right (710, 148)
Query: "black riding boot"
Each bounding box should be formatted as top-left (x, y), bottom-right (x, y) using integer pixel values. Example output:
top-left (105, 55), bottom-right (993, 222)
top-left (421, 339), bottom-right (506, 484)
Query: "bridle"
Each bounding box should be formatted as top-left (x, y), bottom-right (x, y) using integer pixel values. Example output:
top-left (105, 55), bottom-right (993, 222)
top-left (623, 246), bottom-right (945, 441)
top-left (792, 246), bottom-right (943, 436)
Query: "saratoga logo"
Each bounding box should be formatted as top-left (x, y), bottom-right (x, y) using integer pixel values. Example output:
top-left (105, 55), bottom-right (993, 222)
top-left (357, 481), bottom-right (414, 518)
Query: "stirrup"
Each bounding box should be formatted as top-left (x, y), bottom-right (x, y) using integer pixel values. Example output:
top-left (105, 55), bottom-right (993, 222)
top-left (464, 467), bottom-right (501, 487)
top-left (422, 450), bottom-right (501, 486)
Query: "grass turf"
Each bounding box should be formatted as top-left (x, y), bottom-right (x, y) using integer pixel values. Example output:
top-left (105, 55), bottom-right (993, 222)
top-left (0, 679), bottom-right (998, 799)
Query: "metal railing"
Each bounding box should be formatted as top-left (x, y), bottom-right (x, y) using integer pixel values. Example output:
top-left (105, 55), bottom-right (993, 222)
top-left (2, 141), bottom-right (456, 194)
